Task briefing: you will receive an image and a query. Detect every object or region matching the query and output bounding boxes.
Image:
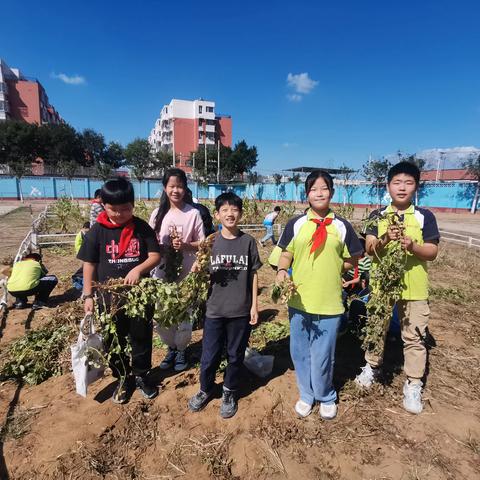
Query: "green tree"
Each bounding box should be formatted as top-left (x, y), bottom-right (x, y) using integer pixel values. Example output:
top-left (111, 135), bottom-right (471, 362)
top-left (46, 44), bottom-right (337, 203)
top-left (363, 157), bottom-right (391, 207)
top-left (227, 140), bottom-right (258, 178)
top-left (338, 163), bottom-right (356, 204)
top-left (80, 128), bottom-right (106, 167)
top-left (247, 171), bottom-right (259, 198)
top-left (464, 153), bottom-right (480, 214)
top-left (154, 149), bottom-right (174, 178)
top-left (290, 173), bottom-right (301, 203)
top-left (273, 173), bottom-right (283, 201)
top-left (0, 121), bottom-right (46, 201)
top-left (96, 141), bottom-right (124, 180)
top-left (43, 124), bottom-right (84, 197)
top-left (125, 139), bottom-right (153, 197)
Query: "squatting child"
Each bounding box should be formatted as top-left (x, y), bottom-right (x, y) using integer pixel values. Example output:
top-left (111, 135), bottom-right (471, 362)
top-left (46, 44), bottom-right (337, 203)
top-left (7, 253), bottom-right (58, 310)
top-left (355, 161), bottom-right (440, 414)
top-left (188, 192), bottom-right (262, 419)
top-left (78, 178), bottom-right (161, 404)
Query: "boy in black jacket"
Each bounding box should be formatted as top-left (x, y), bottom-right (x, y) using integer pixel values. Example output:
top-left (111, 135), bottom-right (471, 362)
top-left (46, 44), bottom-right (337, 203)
top-left (78, 178), bottom-right (161, 404)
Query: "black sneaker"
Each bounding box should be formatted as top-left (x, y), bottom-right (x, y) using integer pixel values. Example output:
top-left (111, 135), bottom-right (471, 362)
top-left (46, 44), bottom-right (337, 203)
top-left (160, 347), bottom-right (176, 370)
top-left (220, 389), bottom-right (238, 419)
top-left (135, 376), bottom-right (158, 399)
top-left (112, 379), bottom-right (130, 404)
top-left (14, 300), bottom-right (28, 310)
top-left (32, 301), bottom-right (46, 311)
top-left (188, 390), bottom-right (212, 412)
top-left (174, 349), bottom-right (188, 372)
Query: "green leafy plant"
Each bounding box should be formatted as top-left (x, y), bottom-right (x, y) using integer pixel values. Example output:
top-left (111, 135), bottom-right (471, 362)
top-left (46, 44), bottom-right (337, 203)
top-left (361, 212), bottom-right (407, 355)
top-left (0, 322), bottom-right (75, 385)
top-left (48, 197), bottom-right (87, 233)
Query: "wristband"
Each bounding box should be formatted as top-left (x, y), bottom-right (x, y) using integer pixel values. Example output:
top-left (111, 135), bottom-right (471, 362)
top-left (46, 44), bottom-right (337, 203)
top-left (277, 268), bottom-right (288, 274)
top-left (82, 293), bottom-right (94, 300)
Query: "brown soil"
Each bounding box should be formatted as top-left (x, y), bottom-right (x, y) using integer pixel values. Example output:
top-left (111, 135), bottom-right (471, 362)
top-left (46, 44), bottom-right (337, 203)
top-left (0, 235), bottom-right (479, 479)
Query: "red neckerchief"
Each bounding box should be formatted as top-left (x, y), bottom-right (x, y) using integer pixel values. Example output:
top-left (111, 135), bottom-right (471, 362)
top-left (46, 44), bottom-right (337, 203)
top-left (96, 211), bottom-right (135, 260)
top-left (91, 199), bottom-right (102, 204)
top-left (310, 217), bottom-right (333, 254)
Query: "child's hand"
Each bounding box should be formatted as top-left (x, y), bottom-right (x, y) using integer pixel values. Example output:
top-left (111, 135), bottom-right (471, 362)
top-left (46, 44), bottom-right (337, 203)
top-left (275, 269), bottom-right (289, 284)
top-left (386, 225), bottom-right (401, 242)
top-left (400, 235), bottom-right (414, 253)
top-left (172, 237), bottom-right (183, 251)
top-left (190, 261), bottom-right (200, 273)
top-left (124, 267), bottom-right (141, 285)
top-left (84, 297), bottom-right (94, 314)
top-left (250, 307), bottom-right (259, 325)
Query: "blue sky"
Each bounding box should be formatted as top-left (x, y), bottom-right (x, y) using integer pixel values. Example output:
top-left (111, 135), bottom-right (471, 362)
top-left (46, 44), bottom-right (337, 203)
top-left (3, 0), bottom-right (480, 174)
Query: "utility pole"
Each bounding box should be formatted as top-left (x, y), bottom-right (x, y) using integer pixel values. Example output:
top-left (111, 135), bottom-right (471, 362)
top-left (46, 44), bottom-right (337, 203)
top-left (171, 118), bottom-right (176, 167)
top-left (217, 140), bottom-right (220, 183)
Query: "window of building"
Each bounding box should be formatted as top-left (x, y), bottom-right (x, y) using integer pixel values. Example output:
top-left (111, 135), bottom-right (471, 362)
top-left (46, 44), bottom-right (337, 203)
top-left (206, 106), bottom-right (214, 113)
top-left (199, 105), bottom-right (203, 114)
top-left (0, 101), bottom-right (4, 111)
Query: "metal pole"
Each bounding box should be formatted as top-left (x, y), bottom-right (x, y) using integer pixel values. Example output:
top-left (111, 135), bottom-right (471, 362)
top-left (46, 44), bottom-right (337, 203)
top-left (172, 118), bottom-right (175, 167)
top-left (217, 140), bottom-right (220, 183)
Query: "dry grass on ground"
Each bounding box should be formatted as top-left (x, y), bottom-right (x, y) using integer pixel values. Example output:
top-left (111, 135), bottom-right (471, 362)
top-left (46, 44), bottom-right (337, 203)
top-left (0, 236), bottom-right (479, 479)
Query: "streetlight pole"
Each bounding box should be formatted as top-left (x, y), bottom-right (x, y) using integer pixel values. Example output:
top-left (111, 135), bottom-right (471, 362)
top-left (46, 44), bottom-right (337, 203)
top-left (217, 140), bottom-right (220, 184)
top-left (171, 118), bottom-right (176, 167)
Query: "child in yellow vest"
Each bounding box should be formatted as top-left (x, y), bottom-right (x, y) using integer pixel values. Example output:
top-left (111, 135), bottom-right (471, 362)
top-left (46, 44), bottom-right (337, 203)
top-left (7, 253), bottom-right (58, 310)
top-left (355, 161), bottom-right (440, 414)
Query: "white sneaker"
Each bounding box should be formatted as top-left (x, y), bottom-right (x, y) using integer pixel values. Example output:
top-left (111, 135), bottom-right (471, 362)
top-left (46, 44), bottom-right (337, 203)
top-left (320, 402), bottom-right (337, 420)
top-left (355, 363), bottom-right (380, 388)
top-left (294, 400), bottom-right (312, 418)
top-left (403, 380), bottom-right (423, 414)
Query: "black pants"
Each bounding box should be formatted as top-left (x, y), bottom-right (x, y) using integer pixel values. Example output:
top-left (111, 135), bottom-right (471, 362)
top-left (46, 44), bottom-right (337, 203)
top-left (9, 275), bottom-right (58, 303)
top-left (200, 315), bottom-right (251, 392)
top-left (106, 307), bottom-right (153, 380)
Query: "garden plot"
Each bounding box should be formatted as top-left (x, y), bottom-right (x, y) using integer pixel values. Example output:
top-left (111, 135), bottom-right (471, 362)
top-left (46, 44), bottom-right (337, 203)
top-left (0, 201), bottom-right (478, 479)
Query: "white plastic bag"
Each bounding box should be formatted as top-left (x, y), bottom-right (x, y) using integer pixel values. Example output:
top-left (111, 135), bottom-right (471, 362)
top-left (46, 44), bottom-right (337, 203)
top-left (71, 313), bottom-right (105, 397)
top-left (243, 347), bottom-right (274, 378)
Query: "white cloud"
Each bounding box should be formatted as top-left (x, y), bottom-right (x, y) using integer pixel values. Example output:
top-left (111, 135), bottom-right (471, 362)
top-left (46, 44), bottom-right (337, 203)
top-left (51, 72), bottom-right (86, 85)
top-left (282, 142), bottom-right (298, 148)
top-left (286, 93), bottom-right (302, 102)
top-left (287, 72), bottom-right (318, 94)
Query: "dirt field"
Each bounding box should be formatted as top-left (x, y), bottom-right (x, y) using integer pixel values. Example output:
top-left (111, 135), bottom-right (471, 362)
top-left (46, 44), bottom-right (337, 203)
top-left (0, 211), bottom-right (479, 479)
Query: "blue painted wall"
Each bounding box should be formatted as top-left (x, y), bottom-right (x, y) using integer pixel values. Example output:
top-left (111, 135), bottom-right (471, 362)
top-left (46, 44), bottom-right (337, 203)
top-left (0, 176), bottom-right (477, 211)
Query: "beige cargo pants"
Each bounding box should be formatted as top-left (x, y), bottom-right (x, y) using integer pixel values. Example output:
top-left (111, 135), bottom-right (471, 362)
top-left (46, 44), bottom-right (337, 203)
top-left (365, 300), bottom-right (430, 380)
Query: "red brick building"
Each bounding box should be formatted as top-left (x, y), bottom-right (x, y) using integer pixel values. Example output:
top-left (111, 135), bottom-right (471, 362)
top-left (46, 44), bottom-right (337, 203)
top-left (148, 99), bottom-right (232, 173)
top-left (0, 58), bottom-right (63, 125)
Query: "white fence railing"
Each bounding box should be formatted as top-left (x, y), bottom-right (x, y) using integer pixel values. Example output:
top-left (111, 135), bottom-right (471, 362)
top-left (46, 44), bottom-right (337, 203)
top-left (13, 206), bottom-right (50, 263)
top-left (439, 229), bottom-right (480, 249)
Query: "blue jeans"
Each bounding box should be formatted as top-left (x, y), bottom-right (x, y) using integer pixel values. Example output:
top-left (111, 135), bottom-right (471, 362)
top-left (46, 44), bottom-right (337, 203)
top-left (261, 225), bottom-right (276, 244)
top-left (289, 307), bottom-right (341, 405)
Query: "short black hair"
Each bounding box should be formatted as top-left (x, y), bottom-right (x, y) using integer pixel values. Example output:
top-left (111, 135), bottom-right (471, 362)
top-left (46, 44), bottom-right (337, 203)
top-left (305, 170), bottom-right (334, 195)
top-left (94, 189), bottom-right (102, 198)
top-left (215, 192), bottom-right (243, 212)
top-left (24, 252), bottom-right (42, 261)
top-left (274, 206), bottom-right (281, 212)
top-left (83, 221), bottom-right (91, 229)
top-left (101, 178), bottom-right (135, 205)
top-left (387, 161), bottom-right (420, 185)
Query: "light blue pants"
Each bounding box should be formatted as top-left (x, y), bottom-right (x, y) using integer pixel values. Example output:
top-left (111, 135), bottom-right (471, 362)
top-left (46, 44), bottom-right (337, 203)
top-left (289, 307), bottom-right (341, 405)
top-left (261, 225), bottom-right (276, 244)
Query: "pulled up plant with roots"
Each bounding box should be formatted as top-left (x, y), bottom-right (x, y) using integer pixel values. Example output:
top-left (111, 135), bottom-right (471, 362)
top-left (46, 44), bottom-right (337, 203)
top-left (91, 233), bottom-right (216, 382)
top-left (361, 212), bottom-right (407, 355)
